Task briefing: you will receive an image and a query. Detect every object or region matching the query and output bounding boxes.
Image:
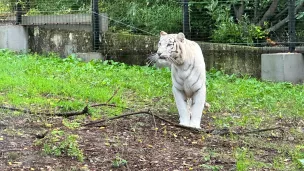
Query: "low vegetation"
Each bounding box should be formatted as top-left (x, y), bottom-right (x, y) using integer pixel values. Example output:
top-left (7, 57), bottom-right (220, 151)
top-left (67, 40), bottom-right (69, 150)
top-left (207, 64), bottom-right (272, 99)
top-left (0, 50), bottom-right (304, 170)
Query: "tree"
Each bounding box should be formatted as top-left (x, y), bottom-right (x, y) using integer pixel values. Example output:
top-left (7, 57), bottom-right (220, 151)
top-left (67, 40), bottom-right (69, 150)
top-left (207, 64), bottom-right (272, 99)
top-left (189, 0), bottom-right (304, 44)
top-left (99, 0), bottom-right (182, 35)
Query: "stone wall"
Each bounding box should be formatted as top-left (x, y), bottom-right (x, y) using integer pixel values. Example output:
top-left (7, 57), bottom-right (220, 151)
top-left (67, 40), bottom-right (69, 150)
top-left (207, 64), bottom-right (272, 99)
top-left (200, 43), bottom-right (261, 77)
top-left (100, 33), bottom-right (158, 65)
top-left (0, 25), bottom-right (28, 52)
top-left (21, 26), bottom-right (263, 78)
top-left (28, 26), bottom-right (92, 57)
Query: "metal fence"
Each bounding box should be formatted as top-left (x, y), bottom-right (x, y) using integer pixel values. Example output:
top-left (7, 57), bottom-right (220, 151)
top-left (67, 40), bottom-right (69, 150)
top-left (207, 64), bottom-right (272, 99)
top-left (0, 0), bottom-right (303, 52)
top-left (181, 0), bottom-right (304, 52)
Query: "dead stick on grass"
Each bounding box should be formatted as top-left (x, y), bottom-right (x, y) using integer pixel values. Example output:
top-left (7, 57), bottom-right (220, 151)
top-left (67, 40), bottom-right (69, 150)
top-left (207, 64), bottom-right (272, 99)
top-left (0, 105), bottom-right (89, 117)
top-left (91, 87), bottom-right (120, 108)
top-left (82, 110), bottom-right (202, 132)
top-left (106, 87), bottom-right (120, 104)
top-left (90, 103), bottom-right (130, 110)
top-left (214, 127), bottom-right (283, 136)
top-left (90, 87), bottom-right (130, 109)
top-left (83, 110), bottom-right (284, 135)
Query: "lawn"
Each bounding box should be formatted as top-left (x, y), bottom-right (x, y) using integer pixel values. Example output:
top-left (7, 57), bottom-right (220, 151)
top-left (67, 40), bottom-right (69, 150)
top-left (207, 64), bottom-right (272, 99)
top-left (0, 49), bottom-right (304, 170)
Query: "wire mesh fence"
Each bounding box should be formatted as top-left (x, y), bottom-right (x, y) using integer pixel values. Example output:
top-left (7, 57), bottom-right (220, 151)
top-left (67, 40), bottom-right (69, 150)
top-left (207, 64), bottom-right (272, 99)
top-left (0, 0), bottom-right (91, 24)
top-left (182, 0), bottom-right (304, 50)
top-left (0, 0), bottom-right (303, 53)
top-left (98, 0), bottom-right (304, 52)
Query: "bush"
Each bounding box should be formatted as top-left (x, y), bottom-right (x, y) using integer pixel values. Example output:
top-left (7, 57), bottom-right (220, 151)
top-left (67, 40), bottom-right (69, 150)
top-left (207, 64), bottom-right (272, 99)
top-left (100, 0), bottom-right (182, 35)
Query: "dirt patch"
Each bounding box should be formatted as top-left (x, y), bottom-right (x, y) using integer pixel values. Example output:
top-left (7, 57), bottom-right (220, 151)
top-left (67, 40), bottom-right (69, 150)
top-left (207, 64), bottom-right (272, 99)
top-left (0, 109), bottom-right (302, 170)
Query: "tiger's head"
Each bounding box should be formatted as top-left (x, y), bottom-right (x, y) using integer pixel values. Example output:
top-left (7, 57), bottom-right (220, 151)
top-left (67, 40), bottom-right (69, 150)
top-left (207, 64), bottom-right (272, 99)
top-left (148, 31), bottom-right (185, 67)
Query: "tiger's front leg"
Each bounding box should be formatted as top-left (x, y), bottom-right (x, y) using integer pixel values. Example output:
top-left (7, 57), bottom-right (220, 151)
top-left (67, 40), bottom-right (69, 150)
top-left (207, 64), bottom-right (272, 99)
top-left (189, 86), bottom-right (206, 129)
top-left (172, 86), bottom-right (190, 126)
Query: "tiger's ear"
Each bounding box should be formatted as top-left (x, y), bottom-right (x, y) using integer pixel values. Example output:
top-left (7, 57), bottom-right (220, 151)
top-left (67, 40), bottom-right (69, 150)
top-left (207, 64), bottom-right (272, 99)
top-left (160, 31), bottom-right (167, 36)
top-left (177, 33), bottom-right (185, 42)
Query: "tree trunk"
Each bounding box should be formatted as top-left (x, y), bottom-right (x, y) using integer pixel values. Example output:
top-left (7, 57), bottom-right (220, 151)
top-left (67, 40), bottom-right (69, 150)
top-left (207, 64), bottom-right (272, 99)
top-left (233, 0), bottom-right (245, 22)
top-left (267, 1), bottom-right (304, 32)
top-left (254, 0), bottom-right (260, 22)
top-left (257, 0), bottom-right (280, 26)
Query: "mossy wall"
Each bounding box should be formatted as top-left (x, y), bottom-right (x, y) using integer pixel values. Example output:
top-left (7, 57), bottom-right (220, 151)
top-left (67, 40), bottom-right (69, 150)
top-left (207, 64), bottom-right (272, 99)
top-left (28, 28), bottom-right (262, 77)
top-left (102, 33), bottom-right (262, 77)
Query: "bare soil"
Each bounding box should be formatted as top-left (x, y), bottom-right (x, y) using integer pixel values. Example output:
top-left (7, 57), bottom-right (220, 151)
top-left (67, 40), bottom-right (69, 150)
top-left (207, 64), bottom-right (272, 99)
top-left (0, 108), bottom-right (302, 171)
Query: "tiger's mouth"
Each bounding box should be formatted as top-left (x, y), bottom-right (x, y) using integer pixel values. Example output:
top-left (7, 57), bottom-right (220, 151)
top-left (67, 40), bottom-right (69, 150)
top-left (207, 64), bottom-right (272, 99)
top-left (159, 56), bottom-right (167, 60)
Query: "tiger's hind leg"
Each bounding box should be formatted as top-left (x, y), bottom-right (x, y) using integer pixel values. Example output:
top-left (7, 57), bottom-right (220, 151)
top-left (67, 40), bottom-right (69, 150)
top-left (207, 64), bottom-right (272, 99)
top-left (189, 86), bottom-right (206, 129)
top-left (172, 86), bottom-right (190, 126)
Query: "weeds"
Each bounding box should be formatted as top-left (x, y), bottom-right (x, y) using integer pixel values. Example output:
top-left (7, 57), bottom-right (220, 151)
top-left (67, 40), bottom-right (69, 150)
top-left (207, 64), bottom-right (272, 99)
top-left (35, 129), bottom-right (84, 162)
top-left (112, 154), bottom-right (128, 168)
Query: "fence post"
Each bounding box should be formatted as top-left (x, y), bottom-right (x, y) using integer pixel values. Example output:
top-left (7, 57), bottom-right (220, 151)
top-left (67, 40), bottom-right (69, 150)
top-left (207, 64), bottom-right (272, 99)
top-left (182, 0), bottom-right (190, 38)
top-left (288, 0), bottom-right (296, 52)
top-left (92, 0), bottom-right (100, 51)
top-left (15, 0), bottom-right (22, 25)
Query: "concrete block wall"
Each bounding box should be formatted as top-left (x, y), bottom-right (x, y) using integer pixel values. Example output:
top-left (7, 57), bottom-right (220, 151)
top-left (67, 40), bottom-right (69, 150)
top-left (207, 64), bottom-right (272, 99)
top-left (0, 25), bottom-right (28, 52)
top-left (262, 53), bottom-right (304, 84)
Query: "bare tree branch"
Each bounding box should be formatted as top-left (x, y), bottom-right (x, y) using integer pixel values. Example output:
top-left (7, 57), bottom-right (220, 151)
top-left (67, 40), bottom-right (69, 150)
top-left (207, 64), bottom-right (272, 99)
top-left (253, 0), bottom-right (260, 23)
top-left (233, 0), bottom-right (244, 22)
top-left (274, 6), bottom-right (288, 19)
top-left (258, 0), bottom-right (280, 26)
top-left (267, 1), bottom-right (304, 32)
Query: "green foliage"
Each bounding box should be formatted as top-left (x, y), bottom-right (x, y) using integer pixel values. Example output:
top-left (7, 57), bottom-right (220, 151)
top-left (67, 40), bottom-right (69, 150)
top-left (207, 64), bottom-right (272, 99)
top-left (13, 0), bottom-right (91, 15)
top-left (62, 118), bottom-right (81, 130)
top-left (100, 0), bottom-right (182, 34)
top-left (0, 0), bottom-right (10, 12)
top-left (290, 145), bottom-right (304, 169)
top-left (1, 50), bottom-right (304, 120)
top-left (112, 155), bottom-right (128, 168)
top-left (0, 50), bottom-right (172, 116)
top-left (206, 69), bottom-right (304, 118)
top-left (204, 1), bottom-right (266, 44)
top-left (200, 164), bottom-right (223, 171)
top-left (36, 129), bottom-right (84, 162)
top-left (235, 148), bottom-right (272, 170)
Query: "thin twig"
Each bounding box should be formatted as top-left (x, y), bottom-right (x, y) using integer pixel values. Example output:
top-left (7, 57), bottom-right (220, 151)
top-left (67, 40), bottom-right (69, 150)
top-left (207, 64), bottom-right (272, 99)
top-left (90, 103), bottom-right (130, 110)
top-left (150, 110), bottom-right (157, 129)
top-left (236, 127), bottom-right (283, 135)
top-left (106, 87), bottom-right (120, 104)
top-left (213, 126), bottom-right (283, 136)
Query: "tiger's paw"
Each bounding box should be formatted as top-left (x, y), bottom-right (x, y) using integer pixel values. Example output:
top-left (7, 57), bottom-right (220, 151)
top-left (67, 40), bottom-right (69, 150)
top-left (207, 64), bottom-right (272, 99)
top-left (189, 121), bottom-right (202, 129)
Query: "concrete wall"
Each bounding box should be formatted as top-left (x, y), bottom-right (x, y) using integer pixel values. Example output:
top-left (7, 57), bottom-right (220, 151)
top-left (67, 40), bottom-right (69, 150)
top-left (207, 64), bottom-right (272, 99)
top-left (0, 25), bottom-right (28, 52)
top-left (101, 34), bottom-right (262, 77)
top-left (200, 43), bottom-right (261, 77)
top-left (262, 53), bottom-right (304, 83)
top-left (100, 33), bottom-right (158, 65)
top-left (28, 26), bottom-right (92, 57)
top-left (1, 24), bottom-right (263, 78)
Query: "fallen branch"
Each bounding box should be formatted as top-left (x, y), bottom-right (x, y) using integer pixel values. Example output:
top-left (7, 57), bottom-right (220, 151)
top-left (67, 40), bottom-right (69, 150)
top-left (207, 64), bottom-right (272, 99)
top-left (47, 106), bottom-right (89, 117)
top-left (90, 103), bottom-right (130, 110)
top-left (0, 105), bottom-right (89, 117)
top-left (212, 126), bottom-right (283, 136)
top-left (83, 110), bottom-right (285, 136)
top-left (82, 110), bottom-right (201, 132)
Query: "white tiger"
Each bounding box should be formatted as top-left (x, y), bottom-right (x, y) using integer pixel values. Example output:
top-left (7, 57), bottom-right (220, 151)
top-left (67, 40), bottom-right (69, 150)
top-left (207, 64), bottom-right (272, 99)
top-left (149, 31), bottom-right (207, 129)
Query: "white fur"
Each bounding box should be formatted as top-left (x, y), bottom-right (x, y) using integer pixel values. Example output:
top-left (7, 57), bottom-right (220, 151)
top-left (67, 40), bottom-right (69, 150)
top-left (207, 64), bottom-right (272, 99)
top-left (153, 31), bottom-right (207, 129)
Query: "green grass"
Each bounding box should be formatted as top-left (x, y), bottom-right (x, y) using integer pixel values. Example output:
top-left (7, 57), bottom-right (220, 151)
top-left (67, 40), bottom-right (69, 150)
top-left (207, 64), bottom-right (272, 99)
top-left (0, 49), bottom-right (303, 119)
top-left (0, 50), bottom-right (173, 117)
top-left (1, 49), bottom-right (304, 169)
